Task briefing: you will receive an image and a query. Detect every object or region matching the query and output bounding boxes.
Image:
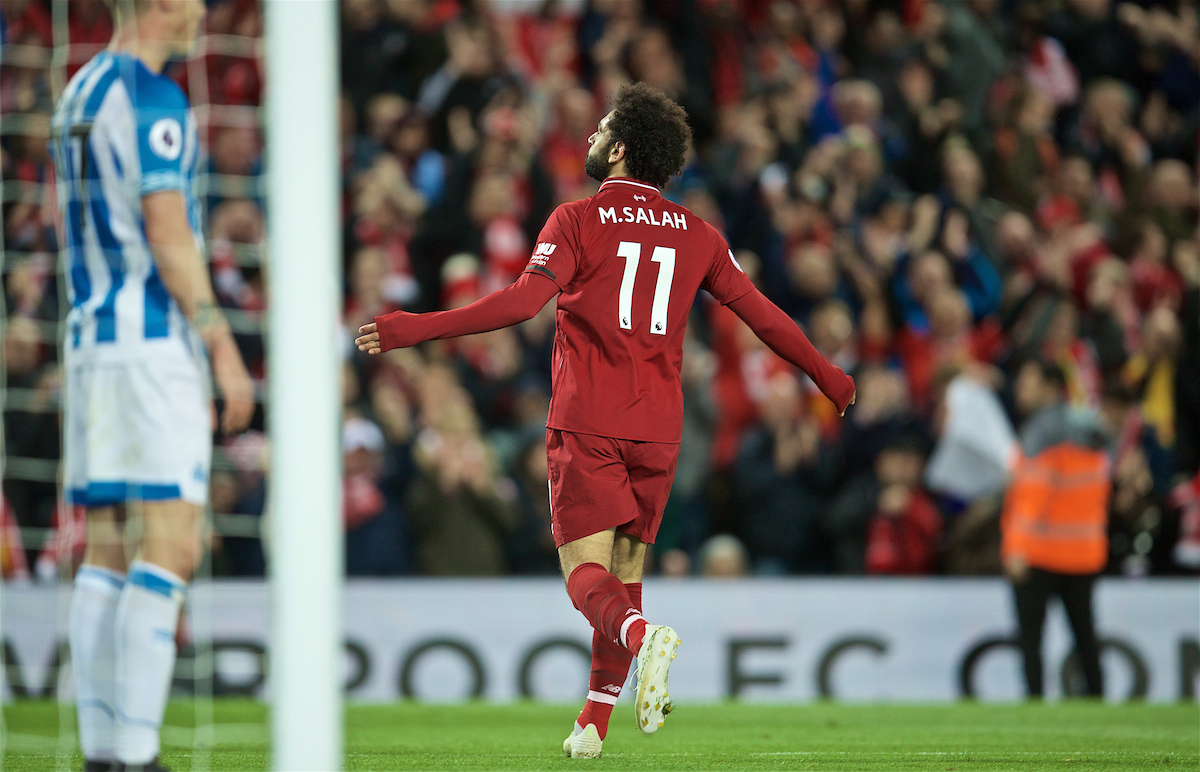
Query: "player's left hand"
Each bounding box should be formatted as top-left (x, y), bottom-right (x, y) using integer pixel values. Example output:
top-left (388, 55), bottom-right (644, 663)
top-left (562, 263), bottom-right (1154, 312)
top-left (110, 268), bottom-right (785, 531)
top-left (211, 335), bottom-right (255, 434)
top-left (840, 390), bottom-right (856, 417)
top-left (356, 323), bottom-right (382, 355)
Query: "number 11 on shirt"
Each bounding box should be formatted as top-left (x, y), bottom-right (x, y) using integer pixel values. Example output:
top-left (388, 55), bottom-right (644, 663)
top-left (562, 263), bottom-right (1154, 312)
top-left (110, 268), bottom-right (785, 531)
top-left (616, 241), bottom-right (676, 335)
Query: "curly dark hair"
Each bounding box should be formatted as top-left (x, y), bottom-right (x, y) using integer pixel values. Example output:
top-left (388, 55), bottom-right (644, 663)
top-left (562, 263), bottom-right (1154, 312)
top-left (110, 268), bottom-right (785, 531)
top-left (606, 83), bottom-right (693, 189)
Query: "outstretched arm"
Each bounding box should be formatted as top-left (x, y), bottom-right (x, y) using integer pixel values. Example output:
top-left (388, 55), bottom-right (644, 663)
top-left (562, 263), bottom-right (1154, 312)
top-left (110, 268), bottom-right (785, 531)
top-left (356, 271), bottom-right (559, 354)
top-left (727, 288), bottom-right (856, 414)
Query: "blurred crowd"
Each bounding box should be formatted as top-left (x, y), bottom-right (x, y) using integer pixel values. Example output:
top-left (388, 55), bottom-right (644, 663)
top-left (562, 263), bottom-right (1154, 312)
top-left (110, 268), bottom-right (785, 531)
top-left (2, 0), bottom-right (1198, 580)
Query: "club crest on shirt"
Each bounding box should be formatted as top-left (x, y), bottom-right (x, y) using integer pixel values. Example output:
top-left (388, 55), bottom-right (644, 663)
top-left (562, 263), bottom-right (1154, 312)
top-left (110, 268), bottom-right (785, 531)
top-left (149, 117), bottom-right (183, 161)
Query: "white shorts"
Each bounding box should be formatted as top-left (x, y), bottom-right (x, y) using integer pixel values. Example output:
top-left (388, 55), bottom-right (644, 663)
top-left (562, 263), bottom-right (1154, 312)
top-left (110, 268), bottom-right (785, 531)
top-left (64, 355), bottom-right (211, 508)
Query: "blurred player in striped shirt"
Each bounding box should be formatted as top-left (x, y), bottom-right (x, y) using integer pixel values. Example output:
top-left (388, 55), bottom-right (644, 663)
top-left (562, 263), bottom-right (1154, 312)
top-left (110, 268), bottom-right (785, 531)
top-left (51, 1), bottom-right (253, 769)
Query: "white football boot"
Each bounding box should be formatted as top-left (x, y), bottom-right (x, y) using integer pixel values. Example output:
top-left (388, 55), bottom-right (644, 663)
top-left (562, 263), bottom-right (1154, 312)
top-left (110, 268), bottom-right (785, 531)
top-left (562, 722), bottom-right (603, 759)
top-left (634, 624), bottom-right (680, 733)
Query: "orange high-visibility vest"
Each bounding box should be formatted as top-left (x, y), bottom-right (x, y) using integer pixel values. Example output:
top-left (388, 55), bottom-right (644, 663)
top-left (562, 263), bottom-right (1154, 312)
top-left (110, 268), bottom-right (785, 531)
top-left (1001, 444), bottom-right (1110, 575)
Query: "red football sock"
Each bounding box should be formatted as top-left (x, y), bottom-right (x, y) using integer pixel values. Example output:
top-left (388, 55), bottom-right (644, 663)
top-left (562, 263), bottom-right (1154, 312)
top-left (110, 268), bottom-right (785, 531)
top-left (576, 582), bottom-right (642, 739)
top-left (566, 563), bottom-right (646, 656)
top-left (625, 582), bottom-right (643, 615)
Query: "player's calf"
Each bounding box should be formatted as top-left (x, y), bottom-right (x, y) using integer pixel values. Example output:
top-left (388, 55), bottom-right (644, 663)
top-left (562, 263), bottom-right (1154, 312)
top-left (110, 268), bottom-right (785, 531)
top-left (573, 581), bottom-right (641, 741)
top-left (113, 501), bottom-right (199, 767)
top-left (565, 562), bottom-right (648, 654)
top-left (72, 507), bottom-right (130, 771)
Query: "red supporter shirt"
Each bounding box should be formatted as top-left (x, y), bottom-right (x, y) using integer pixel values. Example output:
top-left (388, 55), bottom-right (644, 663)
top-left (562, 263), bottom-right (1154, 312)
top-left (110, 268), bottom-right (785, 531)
top-left (527, 177), bottom-right (755, 443)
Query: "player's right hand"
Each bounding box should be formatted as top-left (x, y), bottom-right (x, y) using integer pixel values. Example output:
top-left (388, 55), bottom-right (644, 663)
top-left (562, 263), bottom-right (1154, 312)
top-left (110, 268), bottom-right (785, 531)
top-left (212, 336), bottom-right (255, 434)
top-left (356, 323), bottom-right (382, 355)
top-left (839, 390), bottom-right (856, 417)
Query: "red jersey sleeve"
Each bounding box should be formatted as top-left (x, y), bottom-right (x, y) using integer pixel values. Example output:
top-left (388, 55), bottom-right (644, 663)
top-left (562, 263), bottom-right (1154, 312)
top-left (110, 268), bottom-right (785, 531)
top-left (523, 201), bottom-right (583, 291)
top-left (700, 228), bottom-right (755, 305)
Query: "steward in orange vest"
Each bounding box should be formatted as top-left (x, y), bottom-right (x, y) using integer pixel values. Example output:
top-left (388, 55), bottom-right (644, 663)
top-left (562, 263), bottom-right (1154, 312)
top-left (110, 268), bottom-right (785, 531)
top-left (1002, 359), bottom-right (1109, 698)
top-left (1002, 431), bottom-right (1111, 575)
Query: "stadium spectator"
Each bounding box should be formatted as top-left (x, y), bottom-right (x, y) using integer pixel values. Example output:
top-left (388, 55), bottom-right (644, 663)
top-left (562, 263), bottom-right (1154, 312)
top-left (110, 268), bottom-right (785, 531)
top-left (3, 317), bottom-right (58, 542)
top-left (1176, 260), bottom-right (1200, 480)
top-left (863, 434), bottom-right (941, 575)
top-left (697, 534), bottom-right (750, 578)
top-left (730, 373), bottom-right (829, 574)
top-left (204, 122), bottom-right (262, 215)
top-left (406, 399), bottom-right (521, 575)
top-left (942, 494), bottom-right (1004, 575)
top-left (828, 431), bottom-right (938, 575)
top-left (505, 433), bottom-right (558, 575)
top-left (1101, 379), bottom-right (1167, 575)
top-left (208, 438), bottom-right (267, 578)
top-left (344, 415), bottom-right (410, 575)
top-left (1168, 468), bottom-right (1200, 571)
top-left (656, 331), bottom-right (718, 560)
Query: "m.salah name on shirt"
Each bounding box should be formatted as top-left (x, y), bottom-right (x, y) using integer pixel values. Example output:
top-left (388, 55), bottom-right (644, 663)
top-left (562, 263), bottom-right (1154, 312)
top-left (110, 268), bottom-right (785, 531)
top-left (598, 206), bottom-right (688, 229)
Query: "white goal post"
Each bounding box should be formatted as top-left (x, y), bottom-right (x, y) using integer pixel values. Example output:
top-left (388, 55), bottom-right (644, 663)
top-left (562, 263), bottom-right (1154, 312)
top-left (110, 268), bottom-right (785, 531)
top-left (264, 1), bottom-right (343, 769)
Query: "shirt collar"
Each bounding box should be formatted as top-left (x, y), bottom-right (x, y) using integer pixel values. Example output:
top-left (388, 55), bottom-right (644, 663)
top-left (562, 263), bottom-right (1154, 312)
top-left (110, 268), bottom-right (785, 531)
top-left (598, 177), bottom-right (662, 196)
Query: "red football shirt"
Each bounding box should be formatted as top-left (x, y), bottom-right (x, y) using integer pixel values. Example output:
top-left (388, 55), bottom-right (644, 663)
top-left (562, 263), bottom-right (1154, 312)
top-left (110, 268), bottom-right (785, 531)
top-left (525, 177), bottom-right (754, 443)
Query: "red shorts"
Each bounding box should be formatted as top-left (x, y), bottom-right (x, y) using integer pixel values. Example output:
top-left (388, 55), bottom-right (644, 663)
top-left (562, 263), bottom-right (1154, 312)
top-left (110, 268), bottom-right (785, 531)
top-left (546, 428), bottom-right (680, 548)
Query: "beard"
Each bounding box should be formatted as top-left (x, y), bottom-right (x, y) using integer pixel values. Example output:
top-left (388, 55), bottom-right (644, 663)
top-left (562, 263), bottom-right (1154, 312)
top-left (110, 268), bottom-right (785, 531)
top-left (584, 145), bottom-right (614, 183)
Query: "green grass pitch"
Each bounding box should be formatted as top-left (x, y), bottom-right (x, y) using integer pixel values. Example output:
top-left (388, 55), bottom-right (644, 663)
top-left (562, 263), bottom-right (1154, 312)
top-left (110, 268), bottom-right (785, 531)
top-left (4, 700), bottom-right (1197, 771)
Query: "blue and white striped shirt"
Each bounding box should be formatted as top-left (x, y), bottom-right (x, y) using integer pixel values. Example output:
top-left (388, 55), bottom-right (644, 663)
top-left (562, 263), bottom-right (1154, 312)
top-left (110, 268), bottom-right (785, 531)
top-left (51, 51), bottom-right (203, 362)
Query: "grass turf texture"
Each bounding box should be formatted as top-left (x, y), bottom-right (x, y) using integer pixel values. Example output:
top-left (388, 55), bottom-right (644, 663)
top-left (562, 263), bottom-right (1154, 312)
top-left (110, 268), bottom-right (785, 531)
top-left (3, 701), bottom-right (1196, 771)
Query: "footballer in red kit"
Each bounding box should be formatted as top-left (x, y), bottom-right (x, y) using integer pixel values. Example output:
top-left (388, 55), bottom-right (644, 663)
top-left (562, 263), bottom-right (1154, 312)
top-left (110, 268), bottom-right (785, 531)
top-left (356, 83), bottom-right (855, 759)
top-left (529, 174), bottom-right (763, 549)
